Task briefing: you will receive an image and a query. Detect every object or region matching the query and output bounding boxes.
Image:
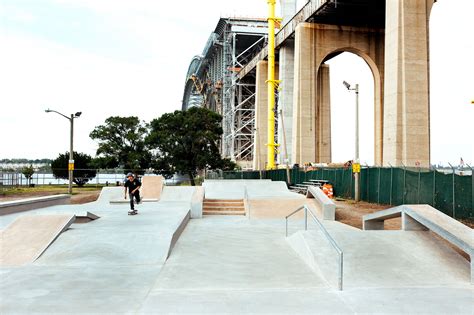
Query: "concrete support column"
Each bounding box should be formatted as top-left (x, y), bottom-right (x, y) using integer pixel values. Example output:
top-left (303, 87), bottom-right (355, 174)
top-left (253, 61), bottom-right (279, 170)
top-left (281, 0), bottom-right (297, 25)
top-left (292, 23), bottom-right (317, 166)
top-left (278, 40), bottom-right (295, 165)
top-left (316, 64), bottom-right (331, 163)
top-left (383, 0), bottom-right (435, 167)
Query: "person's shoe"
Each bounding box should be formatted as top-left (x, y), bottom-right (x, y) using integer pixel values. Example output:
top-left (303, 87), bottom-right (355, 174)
top-left (128, 210), bottom-right (136, 215)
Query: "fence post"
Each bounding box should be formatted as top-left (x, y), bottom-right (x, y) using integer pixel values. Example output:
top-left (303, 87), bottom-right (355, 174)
top-left (432, 167), bottom-right (436, 207)
top-left (377, 166), bottom-right (381, 204)
top-left (366, 164), bottom-right (370, 202)
top-left (448, 163), bottom-right (456, 218)
top-left (349, 168), bottom-right (353, 199)
top-left (401, 162), bottom-right (406, 204)
top-left (388, 163), bottom-right (393, 205)
top-left (468, 164), bottom-right (473, 213)
top-left (417, 166), bottom-right (421, 204)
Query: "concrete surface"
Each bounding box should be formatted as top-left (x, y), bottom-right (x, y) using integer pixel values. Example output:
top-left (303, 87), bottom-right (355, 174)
top-left (0, 214), bottom-right (75, 266)
top-left (0, 194), bottom-right (71, 215)
top-left (288, 221), bottom-right (471, 288)
top-left (0, 187), bottom-right (192, 314)
top-left (0, 183), bottom-right (472, 314)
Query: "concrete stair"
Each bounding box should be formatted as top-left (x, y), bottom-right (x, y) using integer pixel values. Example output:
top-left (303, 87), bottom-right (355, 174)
top-left (202, 199), bottom-right (246, 216)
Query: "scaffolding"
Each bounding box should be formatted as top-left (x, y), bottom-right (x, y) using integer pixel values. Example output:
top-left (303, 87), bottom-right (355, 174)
top-left (182, 18), bottom-right (267, 167)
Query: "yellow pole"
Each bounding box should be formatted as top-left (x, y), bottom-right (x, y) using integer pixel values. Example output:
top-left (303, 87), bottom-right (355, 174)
top-left (266, 0), bottom-right (277, 170)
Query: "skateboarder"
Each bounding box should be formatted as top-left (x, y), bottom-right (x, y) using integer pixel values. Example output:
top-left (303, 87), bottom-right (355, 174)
top-left (124, 172), bottom-right (141, 215)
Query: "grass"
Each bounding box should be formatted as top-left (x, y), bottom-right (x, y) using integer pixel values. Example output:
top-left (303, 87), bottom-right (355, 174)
top-left (1, 185), bottom-right (103, 197)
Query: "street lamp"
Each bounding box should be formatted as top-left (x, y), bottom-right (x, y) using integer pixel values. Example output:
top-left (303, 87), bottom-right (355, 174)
top-left (45, 109), bottom-right (82, 194)
top-left (343, 81), bottom-right (360, 202)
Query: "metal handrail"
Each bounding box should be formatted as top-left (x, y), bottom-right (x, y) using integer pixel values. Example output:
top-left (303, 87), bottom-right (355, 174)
top-left (285, 204), bottom-right (344, 291)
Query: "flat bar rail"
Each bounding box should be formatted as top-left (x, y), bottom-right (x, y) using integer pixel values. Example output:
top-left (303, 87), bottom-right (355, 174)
top-left (285, 205), bottom-right (344, 291)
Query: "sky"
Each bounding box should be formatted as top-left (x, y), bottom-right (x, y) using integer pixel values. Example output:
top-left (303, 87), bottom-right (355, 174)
top-left (0, 0), bottom-right (472, 166)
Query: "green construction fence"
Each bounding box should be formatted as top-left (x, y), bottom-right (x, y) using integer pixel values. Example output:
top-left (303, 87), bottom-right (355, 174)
top-left (221, 167), bottom-right (473, 220)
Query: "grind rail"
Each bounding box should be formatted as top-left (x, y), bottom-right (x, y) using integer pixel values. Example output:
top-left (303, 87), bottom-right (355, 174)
top-left (285, 205), bottom-right (344, 290)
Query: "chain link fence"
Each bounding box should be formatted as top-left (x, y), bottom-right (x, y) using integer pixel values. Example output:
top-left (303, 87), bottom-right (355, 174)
top-left (0, 169), bottom-right (200, 191)
top-left (0, 171), bottom-right (20, 193)
top-left (219, 166), bottom-right (473, 220)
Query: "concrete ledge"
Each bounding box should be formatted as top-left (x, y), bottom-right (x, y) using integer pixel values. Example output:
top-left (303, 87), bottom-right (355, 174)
top-left (0, 194), bottom-right (71, 216)
top-left (363, 205), bottom-right (474, 284)
top-left (306, 186), bottom-right (335, 220)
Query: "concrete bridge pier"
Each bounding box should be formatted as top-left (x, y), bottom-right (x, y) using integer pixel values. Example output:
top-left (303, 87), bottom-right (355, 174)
top-left (383, 0), bottom-right (435, 167)
top-left (278, 40), bottom-right (295, 166)
top-left (277, 0), bottom-right (297, 166)
top-left (292, 23), bottom-right (385, 166)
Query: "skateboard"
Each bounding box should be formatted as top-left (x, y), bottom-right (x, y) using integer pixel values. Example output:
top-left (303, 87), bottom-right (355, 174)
top-left (128, 210), bottom-right (138, 215)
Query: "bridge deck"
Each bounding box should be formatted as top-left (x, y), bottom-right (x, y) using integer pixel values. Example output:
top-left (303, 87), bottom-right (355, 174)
top-left (238, 0), bottom-right (385, 79)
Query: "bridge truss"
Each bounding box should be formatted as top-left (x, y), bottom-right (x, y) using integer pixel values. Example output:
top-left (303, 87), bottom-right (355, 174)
top-left (182, 18), bottom-right (267, 167)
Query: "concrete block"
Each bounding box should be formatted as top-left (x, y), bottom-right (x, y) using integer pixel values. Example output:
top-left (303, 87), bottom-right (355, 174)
top-left (191, 186), bottom-right (204, 219)
top-left (306, 186), bottom-right (335, 220)
top-left (0, 194), bottom-right (71, 216)
top-left (363, 219), bottom-right (385, 230)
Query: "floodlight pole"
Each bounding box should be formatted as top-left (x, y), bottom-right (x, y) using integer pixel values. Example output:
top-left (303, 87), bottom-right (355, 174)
top-left (45, 109), bottom-right (81, 194)
top-left (343, 81), bottom-right (360, 202)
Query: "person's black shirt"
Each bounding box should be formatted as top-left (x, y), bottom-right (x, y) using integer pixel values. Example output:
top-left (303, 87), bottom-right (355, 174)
top-left (124, 178), bottom-right (141, 193)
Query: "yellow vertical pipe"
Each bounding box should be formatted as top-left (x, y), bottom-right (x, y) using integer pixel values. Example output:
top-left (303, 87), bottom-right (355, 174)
top-left (266, 0), bottom-right (277, 170)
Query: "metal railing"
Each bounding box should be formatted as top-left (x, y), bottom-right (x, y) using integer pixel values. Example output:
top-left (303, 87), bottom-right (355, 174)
top-left (285, 205), bottom-right (344, 291)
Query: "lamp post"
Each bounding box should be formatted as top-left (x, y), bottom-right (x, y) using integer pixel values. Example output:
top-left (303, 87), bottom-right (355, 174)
top-left (45, 109), bottom-right (82, 194)
top-left (343, 81), bottom-right (360, 202)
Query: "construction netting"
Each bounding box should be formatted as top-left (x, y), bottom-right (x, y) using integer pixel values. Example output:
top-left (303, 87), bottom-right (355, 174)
top-left (221, 167), bottom-right (473, 219)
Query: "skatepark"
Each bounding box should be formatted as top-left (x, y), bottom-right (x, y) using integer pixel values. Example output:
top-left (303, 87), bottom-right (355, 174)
top-left (0, 177), bottom-right (472, 314)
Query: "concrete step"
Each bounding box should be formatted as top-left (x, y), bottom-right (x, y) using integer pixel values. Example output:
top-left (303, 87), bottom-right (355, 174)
top-left (202, 202), bottom-right (244, 207)
top-left (203, 198), bottom-right (245, 215)
top-left (203, 209), bottom-right (245, 212)
top-left (203, 199), bottom-right (244, 204)
top-left (203, 205), bottom-right (245, 211)
top-left (203, 210), bottom-right (246, 215)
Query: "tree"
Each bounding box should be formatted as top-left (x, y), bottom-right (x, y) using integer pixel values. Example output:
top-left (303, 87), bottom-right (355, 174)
top-left (51, 152), bottom-right (97, 186)
top-left (21, 165), bottom-right (35, 186)
top-left (147, 107), bottom-right (236, 185)
top-left (89, 116), bottom-right (151, 174)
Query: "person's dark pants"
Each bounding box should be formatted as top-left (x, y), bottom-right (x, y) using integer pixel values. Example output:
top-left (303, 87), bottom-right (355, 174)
top-left (129, 191), bottom-right (141, 210)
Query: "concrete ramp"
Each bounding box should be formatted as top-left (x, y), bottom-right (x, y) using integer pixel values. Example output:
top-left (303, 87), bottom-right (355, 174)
top-left (287, 221), bottom-right (471, 289)
top-left (108, 176), bottom-right (164, 204)
top-left (0, 214), bottom-right (75, 266)
top-left (140, 175), bottom-right (164, 201)
top-left (96, 187), bottom-right (123, 204)
top-left (160, 186), bottom-right (196, 202)
top-left (363, 204), bottom-right (473, 283)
